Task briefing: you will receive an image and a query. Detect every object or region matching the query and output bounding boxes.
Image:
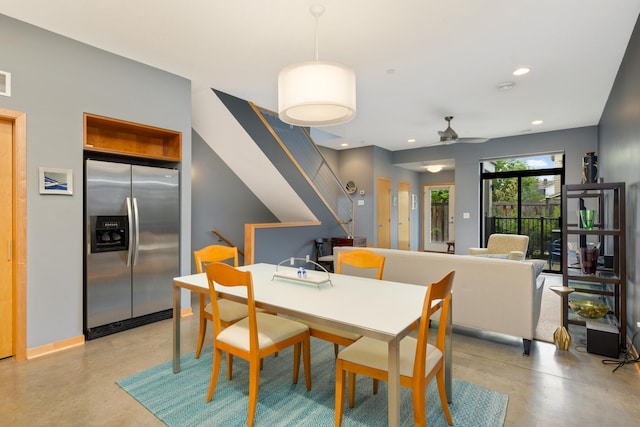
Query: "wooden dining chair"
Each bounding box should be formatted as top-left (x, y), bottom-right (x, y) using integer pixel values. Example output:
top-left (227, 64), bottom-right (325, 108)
top-left (302, 249), bottom-right (386, 357)
top-left (204, 262), bottom-right (312, 427)
top-left (334, 270), bottom-right (455, 427)
top-left (335, 248), bottom-right (386, 279)
top-left (193, 245), bottom-right (246, 360)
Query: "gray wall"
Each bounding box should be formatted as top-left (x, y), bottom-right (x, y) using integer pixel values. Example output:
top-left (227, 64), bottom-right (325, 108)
top-left (331, 145), bottom-right (421, 249)
top-left (337, 146), bottom-right (376, 241)
top-left (191, 130), bottom-right (277, 267)
top-left (599, 14), bottom-right (640, 341)
top-left (0, 15), bottom-right (192, 348)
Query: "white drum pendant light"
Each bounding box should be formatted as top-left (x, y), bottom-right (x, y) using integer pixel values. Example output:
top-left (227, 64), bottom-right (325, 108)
top-left (278, 4), bottom-right (356, 127)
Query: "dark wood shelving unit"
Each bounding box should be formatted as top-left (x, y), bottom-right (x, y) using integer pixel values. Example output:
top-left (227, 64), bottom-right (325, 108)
top-left (561, 182), bottom-right (626, 346)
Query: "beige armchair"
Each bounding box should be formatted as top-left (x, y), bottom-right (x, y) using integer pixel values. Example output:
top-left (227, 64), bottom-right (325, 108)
top-left (468, 233), bottom-right (529, 261)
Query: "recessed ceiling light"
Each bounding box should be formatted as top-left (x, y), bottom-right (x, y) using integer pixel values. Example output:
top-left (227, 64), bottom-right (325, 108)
top-left (407, 139), bottom-right (416, 143)
top-left (513, 67), bottom-right (530, 76)
top-left (497, 81), bottom-right (515, 92)
top-left (340, 143), bottom-right (349, 147)
top-left (531, 120), bottom-right (543, 125)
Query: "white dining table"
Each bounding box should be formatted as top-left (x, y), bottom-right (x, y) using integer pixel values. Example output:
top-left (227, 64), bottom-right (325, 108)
top-left (172, 262), bottom-right (452, 427)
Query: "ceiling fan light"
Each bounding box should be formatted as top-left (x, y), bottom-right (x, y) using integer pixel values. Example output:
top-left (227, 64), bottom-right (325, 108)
top-left (426, 165), bottom-right (443, 173)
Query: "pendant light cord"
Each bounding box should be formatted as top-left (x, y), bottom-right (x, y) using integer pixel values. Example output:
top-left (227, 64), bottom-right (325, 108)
top-left (314, 13), bottom-right (319, 60)
top-left (310, 4), bottom-right (325, 61)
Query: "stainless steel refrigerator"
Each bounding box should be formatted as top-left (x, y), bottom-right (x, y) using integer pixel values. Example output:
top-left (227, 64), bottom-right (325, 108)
top-left (84, 159), bottom-right (179, 339)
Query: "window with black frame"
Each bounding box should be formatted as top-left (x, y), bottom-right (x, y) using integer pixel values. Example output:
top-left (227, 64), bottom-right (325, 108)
top-left (480, 153), bottom-right (565, 272)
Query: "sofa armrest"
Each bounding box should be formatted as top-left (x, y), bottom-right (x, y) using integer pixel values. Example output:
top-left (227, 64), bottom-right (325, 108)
top-left (467, 248), bottom-right (488, 255)
top-left (508, 251), bottom-right (525, 261)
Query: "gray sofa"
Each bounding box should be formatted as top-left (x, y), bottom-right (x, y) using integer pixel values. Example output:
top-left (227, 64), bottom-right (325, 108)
top-left (333, 246), bottom-right (545, 355)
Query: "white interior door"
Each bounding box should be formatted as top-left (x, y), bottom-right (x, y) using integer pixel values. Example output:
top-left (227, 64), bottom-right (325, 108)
top-left (423, 185), bottom-right (455, 252)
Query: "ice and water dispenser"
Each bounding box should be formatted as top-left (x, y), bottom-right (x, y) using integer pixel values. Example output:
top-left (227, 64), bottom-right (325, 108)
top-left (90, 215), bottom-right (129, 253)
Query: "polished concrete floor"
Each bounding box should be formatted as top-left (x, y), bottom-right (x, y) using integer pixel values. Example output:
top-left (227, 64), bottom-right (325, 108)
top-left (2, 298), bottom-right (639, 426)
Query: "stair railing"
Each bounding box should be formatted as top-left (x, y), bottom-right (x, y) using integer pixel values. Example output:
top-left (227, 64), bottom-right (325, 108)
top-left (253, 106), bottom-right (354, 236)
top-left (210, 229), bottom-right (245, 257)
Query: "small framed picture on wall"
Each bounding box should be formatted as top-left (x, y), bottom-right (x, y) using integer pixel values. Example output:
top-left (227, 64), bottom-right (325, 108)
top-left (39, 167), bottom-right (73, 195)
top-left (0, 70), bottom-right (10, 97)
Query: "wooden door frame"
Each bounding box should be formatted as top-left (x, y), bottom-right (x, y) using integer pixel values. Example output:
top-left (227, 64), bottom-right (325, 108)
top-left (1, 108), bottom-right (27, 361)
top-left (397, 181), bottom-right (410, 250)
top-left (376, 177), bottom-right (391, 248)
top-left (422, 182), bottom-right (455, 252)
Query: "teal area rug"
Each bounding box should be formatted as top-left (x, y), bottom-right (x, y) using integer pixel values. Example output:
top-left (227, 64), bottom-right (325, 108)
top-left (117, 339), bottom-right (507, 426)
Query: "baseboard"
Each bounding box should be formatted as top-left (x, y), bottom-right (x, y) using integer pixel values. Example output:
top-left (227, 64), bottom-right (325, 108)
top-left (26, 335), bottom-right (85, 359)
top-left (181, 307), bottom-right (193, 317)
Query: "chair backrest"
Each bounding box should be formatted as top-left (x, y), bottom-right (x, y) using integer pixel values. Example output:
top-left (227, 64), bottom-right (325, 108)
top-left (204, 262), bottom-right (258, 345)
top-left (413, 270), bottom-right (455, 381)
top-left (194, 245), bottom-right (239, 273)
top-left (335, 249), bottom-right (386, 280)
top-left (486, 234), bottom-right (529, 256)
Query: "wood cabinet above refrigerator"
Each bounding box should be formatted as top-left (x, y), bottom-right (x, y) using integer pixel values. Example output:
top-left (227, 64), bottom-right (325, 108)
top-left (84, 113), bottom-right (181, 161)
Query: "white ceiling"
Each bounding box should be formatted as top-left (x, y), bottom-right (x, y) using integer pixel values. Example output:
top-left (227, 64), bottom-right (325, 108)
top-left (3, 1), bottom-right (640, 156)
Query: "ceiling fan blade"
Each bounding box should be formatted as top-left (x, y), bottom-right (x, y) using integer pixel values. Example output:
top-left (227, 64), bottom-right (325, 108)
top-left (423, 139), bottom-right (445, 146)
top-left (456, 137), bottom-right (488, 143)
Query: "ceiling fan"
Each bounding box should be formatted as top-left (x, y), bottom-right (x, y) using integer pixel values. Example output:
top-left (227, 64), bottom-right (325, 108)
top-left (437, 116), bottom-right (488, 144)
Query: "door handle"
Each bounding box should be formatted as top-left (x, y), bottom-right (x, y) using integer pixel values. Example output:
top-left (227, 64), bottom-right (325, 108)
top-left (132, 197), bottom-right (140, 266)
top-left (126, 197), bottom-right (134, 266)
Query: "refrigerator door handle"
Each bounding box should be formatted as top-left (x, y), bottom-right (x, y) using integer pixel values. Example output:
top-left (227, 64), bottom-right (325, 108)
top-left (126, 197), bottom-right (134, 266)
top-left (132, 197), bottom-right (140, 266)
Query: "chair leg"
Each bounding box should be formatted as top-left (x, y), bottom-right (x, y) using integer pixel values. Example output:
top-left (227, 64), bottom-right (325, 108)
top-left (195, 319), bottom-right (206, 359)
top-left (373, 378), bottom-right (379, 394)
top-left (436, 369), bottom-right (453, 425)
top-left (293, 342), bottom-right (300, 384)
top-left (334, 359), bottom-right (346, 427)
top-left (195, 299), bottom-right (207, 359)
top-left (410, 384), bottom-right (427, 427)
top-left (334, 343), bottom-right (339, 357)
top-left (206, 347), bottom-right (223, 403)
top-left (303, 338), bottom-right (312, 391)
top-left (226, 352), bottom-right (233, 380)
top-left (247, 359), bottom-right (261, 427)
top-left (348, 372), bottom-right (356, 408)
